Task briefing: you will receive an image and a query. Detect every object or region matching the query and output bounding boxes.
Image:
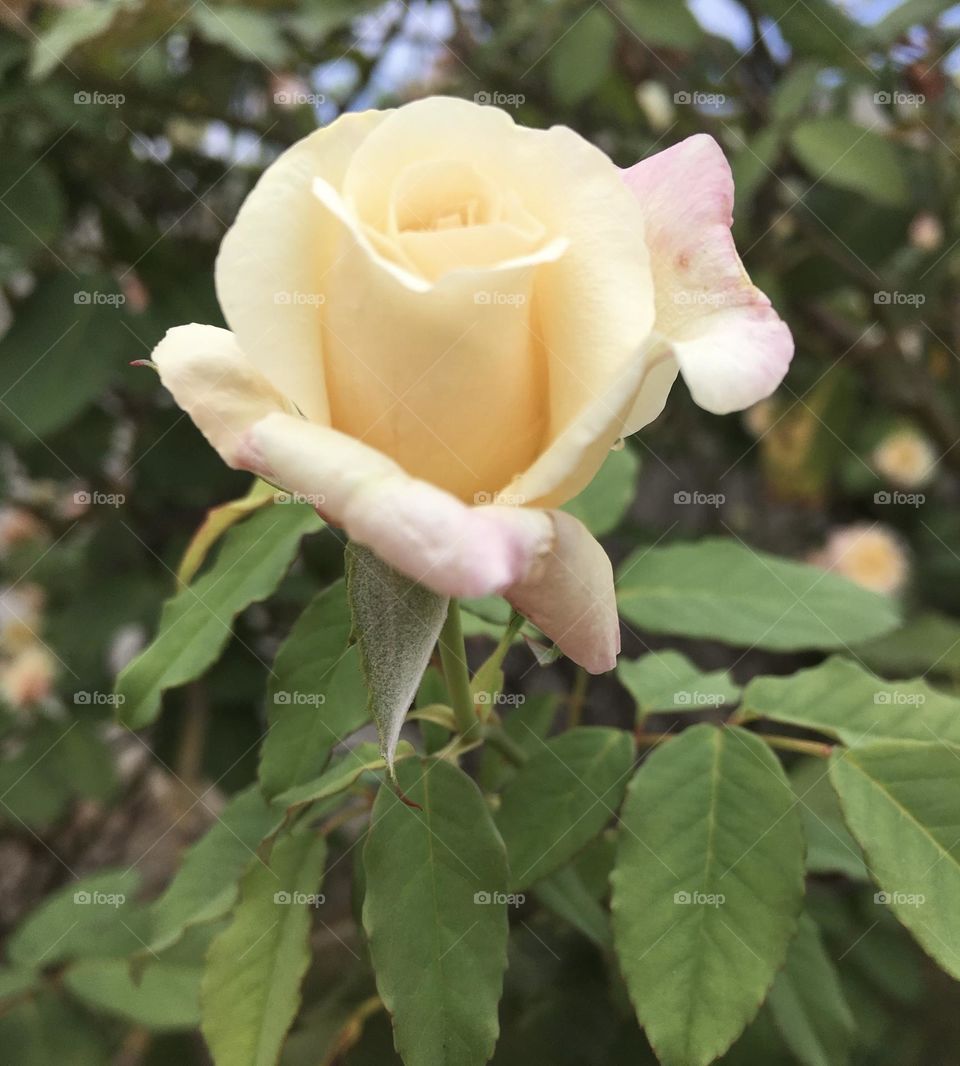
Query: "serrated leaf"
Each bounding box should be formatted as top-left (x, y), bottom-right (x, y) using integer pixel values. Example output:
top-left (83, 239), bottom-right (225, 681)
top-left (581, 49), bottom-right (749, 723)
top-left (766, 914), bottom-right (855, 1066)
top-left (259, 581), bottom-right (369, 798)
top-left (562, 445), bottom-right (639, 536)
top-left (791, 118), bottom-right (910, 207)
top-left (363, 758), bottom-right (509, 1066)
top-left (346, 544), bottom-right (448, 774)
top-left (117, 503), bottom-right (322, 729)
top-left (616, 538), bottom-right (900, 651)
top-left (201, 830), bottom-right (328, 1066)
top-left (829, 741), bottom-right (960, 979)
top-left (495, 726), bottom-right (634, 890)
top-left (148, 785), bottom-right (283, 953)
top-left (611, 725), bottom-right (805, 1066)
top-left (618, 650), bottom-right (741, 719)
top-left (740, 656), bottom-right (960, 746)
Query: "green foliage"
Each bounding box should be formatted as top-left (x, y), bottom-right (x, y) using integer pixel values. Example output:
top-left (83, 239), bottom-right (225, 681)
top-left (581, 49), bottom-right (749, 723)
top-left (617, 538), bottom-right (900, 650)
top-left (617, 650), bottom-right (741, 719)
top-left (363, 759), bottom-right (510, 1066)
top-left (611, 725), bottom-right (806, 1066)
top-left (117, 503), bottom-right (322, 728)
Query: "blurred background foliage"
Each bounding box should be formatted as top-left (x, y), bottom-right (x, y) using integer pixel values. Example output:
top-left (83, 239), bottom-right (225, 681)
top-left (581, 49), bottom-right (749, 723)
top-left (2, 0), bottom-right (960, 1063)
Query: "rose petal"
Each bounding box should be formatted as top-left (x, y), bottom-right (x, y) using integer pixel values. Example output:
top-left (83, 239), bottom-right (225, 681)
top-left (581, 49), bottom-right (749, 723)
top-left (506, 510), bottom-right (619, 674)
top-left (150, 324), bottom-right (289, 466)
top-left (215, 109), bottom-right (387, 423)
top-left (244, 412), bottom-right (554, 600)
top-left (622, 134), bottom-right (793, 416)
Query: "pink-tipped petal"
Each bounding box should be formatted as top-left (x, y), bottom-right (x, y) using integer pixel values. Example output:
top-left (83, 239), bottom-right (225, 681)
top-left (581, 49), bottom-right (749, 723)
top-left (506, 510), bottom-right (619, 674)
top-left (245, 412), bottom-right (554, 600)
top-left (622, 134), bottom-right (793, 418)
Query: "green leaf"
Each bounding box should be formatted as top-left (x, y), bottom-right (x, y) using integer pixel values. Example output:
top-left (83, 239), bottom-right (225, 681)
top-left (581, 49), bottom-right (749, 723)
top-left (740, 656), bottom-right (960, 746)
top-left (790, 758), bottom-right (867, 879)
top-left (346, 544), bottom-right (448, 774)
top-left (363, 758), bottom-right (509, 1066)
top-left (63, 955), bottom-right (201, 1030)
top-left (790, 119), bottom-right (910, 208)
top-left (0, 991), bottom-right (110, 1065)
top-left (620, 0), bottom-right (703, 48)
top-left (562, 445), bottom-right (639, 536)
top-left (190, 4), bottom-right (290, 66)
top-left (0, 273), bottom-right (130, 442)
top-left (829, 741), bottom-right (960, 979)
top-left (117, 503), bottom-right (322, 729)
top-left (611, 725), bottom-right (805, 1066)
top-left (477, 692), bottom-right (558, 792)
top-left (753, 0), bottom-right (864, 61)
top-left (0, 157), bottom-right (65, 271)
top-left (854, 611), bottom-right (960, 680)
top-left (201, 829), bottom-right (328, 1066)
top-left (495, 726), bottom-right (634, 890)
top-left (873, 0), bottom-right (949, 42)
top-left (617, 650), bottom-right (741, 719)
top-left (8, 870), bottom-right (146, 967)
top-left (148, 784), bottom-right (283, 953)
top-left (547, 7), bottom-right (616, 107)
top-left (616, 537), bottom-right (900, 650)
top-left (259, 581), bottom-right (369, 798)
top-left (273, 740), bottom-right (415, 811)
top-left (766, 914), bottom-right (855, 1066)
top-left (533, 865), bottom-right (612, 948)
top-left (28, 0), bottom-right (126, 79)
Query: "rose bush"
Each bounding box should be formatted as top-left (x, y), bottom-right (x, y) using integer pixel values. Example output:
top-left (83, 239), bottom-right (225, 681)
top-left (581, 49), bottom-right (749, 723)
top-left (149, 96), bottom-right (792, 673)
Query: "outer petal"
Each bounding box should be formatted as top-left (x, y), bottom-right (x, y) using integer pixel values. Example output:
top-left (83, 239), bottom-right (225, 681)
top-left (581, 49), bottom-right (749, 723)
top-left (215, 110), bottom-right (388, 423)
top-left (622, 134), bottom-right (793, 416)
top-left (243, 412), bottom-right (554, 601)
top-left (150, 324), bottom-right (289, 466)
top-left (506, 510), bottom-right (619, 674)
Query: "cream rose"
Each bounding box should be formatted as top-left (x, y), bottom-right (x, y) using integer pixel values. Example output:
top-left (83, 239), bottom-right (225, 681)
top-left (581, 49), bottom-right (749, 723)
top-left (149, 96), bottom-right (792, 673)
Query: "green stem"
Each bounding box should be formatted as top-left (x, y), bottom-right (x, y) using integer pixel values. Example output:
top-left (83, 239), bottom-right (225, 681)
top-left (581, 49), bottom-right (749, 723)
top-left (438, 600), bottom-right (478, 738)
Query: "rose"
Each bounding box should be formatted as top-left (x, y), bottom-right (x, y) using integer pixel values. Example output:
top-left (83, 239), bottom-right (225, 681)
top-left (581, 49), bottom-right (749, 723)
top-left (149, 97), bottom-right (791, 672)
